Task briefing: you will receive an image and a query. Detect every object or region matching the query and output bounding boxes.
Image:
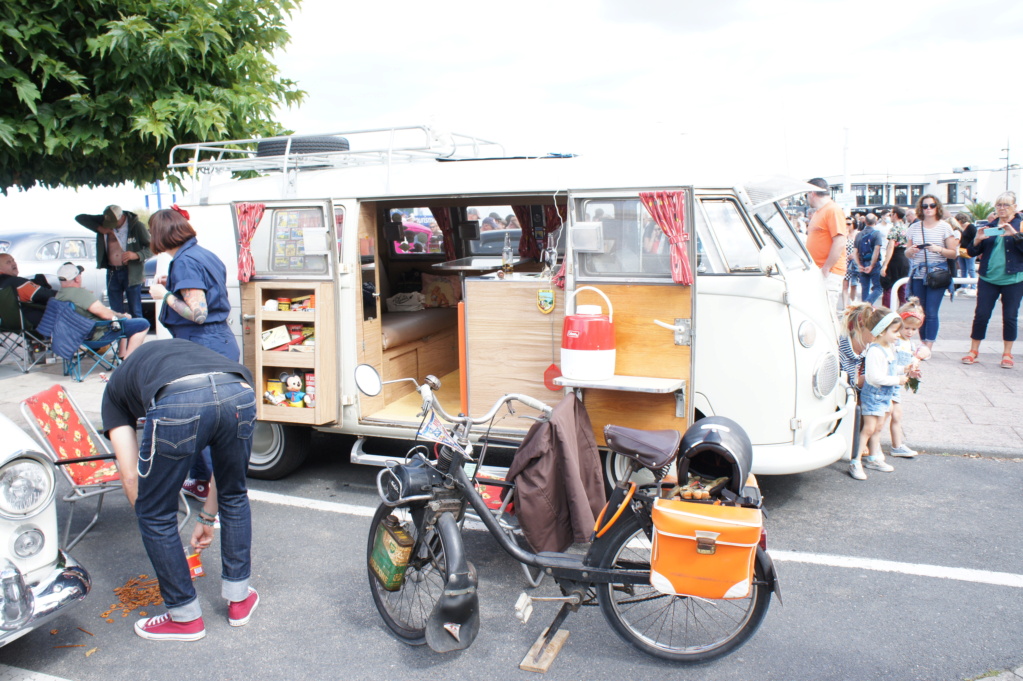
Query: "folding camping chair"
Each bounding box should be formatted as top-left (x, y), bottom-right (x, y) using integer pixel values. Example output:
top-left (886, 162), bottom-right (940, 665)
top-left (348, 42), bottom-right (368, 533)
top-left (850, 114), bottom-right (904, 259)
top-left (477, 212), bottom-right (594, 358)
top-left (21, 384), bottom-right (190, 550)
top-left (0, 287), bottom-right (50, 372)
top-left (38, 300), bottom-right (124, 382)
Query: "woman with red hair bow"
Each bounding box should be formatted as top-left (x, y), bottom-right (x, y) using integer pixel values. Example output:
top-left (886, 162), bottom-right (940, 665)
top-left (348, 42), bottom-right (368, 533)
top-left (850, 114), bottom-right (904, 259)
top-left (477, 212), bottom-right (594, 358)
top-left (147, 206), bottom-right (239, 499)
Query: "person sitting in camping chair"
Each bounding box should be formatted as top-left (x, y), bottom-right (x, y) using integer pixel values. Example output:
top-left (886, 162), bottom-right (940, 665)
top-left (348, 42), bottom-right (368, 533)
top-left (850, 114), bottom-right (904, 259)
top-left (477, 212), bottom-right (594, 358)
top-left (55, 262), bottom-right (149, 359)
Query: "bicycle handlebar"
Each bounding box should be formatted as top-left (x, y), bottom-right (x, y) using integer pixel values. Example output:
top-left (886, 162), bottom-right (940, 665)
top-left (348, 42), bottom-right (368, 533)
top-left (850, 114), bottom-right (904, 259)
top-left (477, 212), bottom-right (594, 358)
top-left (418, 383), bottom-right (553, 429)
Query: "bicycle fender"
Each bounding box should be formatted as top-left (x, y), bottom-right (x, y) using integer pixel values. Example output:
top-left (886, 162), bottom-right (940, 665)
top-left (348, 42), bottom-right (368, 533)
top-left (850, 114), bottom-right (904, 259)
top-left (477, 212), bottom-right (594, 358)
top-left (756, 546), bottom-right (782, 605)
top-left (425, 512), bottom-right (480, 653)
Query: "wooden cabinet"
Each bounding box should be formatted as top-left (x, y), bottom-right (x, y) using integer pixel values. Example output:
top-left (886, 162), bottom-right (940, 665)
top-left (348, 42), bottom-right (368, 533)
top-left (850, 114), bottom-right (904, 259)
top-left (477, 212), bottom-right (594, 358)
top-left (249, 281), bottom-right (336, 425)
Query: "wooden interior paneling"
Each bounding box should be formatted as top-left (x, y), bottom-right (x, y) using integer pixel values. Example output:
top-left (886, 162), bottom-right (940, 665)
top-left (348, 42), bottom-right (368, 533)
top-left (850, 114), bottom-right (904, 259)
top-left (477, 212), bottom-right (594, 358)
top-left (357, 202), bottom-right (385, 417)
top-left (465, 278), bottom-right (566, 415)
top-left (572, 283), bottom-right (691, 445)
top-left (241, 283), bottom-right (256, 371)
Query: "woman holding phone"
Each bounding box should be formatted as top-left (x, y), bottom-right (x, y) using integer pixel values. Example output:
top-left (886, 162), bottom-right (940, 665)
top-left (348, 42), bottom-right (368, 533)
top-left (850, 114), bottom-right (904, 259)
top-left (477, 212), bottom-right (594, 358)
top-left (905, 195), bottom-right (959, 350)
top-left (962, 191), bottom-right (1023, 368)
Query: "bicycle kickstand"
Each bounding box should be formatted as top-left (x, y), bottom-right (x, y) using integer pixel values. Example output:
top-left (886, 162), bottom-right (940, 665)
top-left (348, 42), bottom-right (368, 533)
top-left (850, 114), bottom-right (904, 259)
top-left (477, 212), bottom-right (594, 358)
top-left (518, 599), bottom-right (579, 673)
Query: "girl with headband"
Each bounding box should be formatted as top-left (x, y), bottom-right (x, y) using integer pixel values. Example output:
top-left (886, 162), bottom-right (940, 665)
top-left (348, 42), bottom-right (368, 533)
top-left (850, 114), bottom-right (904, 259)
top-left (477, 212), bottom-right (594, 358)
top-left (850, 307), bottom-right (910, 481)
top-left (884, 298), bottom-right (929, 459)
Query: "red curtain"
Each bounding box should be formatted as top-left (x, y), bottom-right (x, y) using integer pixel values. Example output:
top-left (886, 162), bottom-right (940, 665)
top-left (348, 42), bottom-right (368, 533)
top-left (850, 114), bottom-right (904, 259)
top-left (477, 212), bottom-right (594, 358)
top-left (429, 207), bottom-right (456, 261)
top-left (639, 191), bottom-right (692, 285)
top-left (512, 206), bottom-right (533, 257)
top-left (236, 202), bottom-right (266, 283)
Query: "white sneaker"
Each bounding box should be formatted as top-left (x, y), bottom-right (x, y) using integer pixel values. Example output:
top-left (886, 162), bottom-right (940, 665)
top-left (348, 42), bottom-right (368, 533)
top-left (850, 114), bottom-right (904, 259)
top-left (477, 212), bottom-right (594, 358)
top-left (863, 456), bottom-right (895, 472)
top-left (890, 444), bottom-right (918, 458)
top-left (849, 460), bottom-right (867, 480)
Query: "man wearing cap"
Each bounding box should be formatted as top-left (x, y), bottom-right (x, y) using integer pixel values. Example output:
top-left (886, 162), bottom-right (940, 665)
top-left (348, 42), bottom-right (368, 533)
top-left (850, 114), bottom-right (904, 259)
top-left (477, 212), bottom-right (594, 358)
top-left (74, 205), bottom-right (152, 320)
top-left (805, 178), bottom-right (848, 313)
top-left (56, 262), bottom-right (150, 359)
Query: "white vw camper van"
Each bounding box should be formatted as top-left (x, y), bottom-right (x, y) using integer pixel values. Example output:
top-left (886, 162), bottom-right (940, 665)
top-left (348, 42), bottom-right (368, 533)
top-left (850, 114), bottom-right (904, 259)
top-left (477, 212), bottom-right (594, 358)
top-left (167, 127), bottom-right (854, 481)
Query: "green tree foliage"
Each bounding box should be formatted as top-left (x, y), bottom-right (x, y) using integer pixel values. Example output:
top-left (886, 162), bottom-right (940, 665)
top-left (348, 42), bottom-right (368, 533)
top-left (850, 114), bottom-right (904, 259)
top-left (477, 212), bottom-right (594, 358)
top-left (965, 200), bottom-right (993, 223)
top-left (0, 0), bottom-right (305, 193)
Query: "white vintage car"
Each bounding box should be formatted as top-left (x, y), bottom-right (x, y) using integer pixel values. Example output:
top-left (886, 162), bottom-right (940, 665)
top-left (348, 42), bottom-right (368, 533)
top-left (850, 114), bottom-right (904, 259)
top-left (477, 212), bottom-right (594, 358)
top-left (0, 412), bottom-right (90, 646)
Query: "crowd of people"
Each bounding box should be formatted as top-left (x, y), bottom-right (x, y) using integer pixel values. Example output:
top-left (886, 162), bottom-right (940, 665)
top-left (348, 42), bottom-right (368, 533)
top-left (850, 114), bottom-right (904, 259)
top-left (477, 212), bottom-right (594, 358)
top-left (803, 180), bottom-right (1023, 480)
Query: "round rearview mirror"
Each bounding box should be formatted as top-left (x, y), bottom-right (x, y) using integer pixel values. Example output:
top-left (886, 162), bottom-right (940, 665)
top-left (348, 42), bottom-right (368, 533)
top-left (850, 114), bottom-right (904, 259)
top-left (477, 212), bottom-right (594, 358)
top-left (354, 364), bottom-right (382, 397)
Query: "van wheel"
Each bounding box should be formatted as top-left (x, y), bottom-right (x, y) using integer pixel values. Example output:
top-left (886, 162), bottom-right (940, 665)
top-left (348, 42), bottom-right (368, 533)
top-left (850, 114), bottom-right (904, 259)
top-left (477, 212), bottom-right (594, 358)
top-left (601, 409), bottom-right (705, 493)
top-left (247, 422), bottom-right (309, 480)
top-left (255, 136), bottom-right (350, 157)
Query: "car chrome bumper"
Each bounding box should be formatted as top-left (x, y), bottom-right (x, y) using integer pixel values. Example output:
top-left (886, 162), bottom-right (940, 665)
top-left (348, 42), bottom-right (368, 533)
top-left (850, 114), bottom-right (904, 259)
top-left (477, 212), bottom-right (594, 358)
top-left (751, 382), bottom-right (857, 475)
top-left (0, 550), bottom-right (91, 647)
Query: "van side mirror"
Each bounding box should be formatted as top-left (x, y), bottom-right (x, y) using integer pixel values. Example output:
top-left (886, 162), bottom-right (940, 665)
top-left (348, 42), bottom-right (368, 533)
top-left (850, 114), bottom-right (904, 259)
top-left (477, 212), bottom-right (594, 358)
top-left (354, 364), bottom-right (383, 396)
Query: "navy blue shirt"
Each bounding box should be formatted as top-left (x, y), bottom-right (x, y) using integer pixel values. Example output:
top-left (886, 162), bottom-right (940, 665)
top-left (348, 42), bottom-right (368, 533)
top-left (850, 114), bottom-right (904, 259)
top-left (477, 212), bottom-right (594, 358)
top-left (160, 237), bottom-right (232, 329)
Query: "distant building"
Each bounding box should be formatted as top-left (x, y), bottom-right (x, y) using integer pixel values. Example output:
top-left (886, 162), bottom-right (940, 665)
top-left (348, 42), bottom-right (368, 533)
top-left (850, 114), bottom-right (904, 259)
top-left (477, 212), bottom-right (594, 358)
top-left (820, 167), bottom-right (1022, 214)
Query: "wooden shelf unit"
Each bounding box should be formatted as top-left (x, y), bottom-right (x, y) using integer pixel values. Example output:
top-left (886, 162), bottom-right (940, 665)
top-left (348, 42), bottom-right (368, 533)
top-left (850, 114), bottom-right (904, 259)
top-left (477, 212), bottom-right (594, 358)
top-left (251, 281), bottom-right (336, 425)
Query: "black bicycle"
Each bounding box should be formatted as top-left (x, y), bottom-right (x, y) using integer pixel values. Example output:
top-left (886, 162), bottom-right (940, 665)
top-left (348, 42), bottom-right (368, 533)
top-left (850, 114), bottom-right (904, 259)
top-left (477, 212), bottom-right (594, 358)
top-left (356, 365), bottom-right (780, 663)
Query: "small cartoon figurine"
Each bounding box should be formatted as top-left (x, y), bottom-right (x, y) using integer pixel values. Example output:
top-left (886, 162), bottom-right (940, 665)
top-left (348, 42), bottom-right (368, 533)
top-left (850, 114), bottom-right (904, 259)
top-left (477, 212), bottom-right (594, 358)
top-left (279, 371), bottom-right (311, 408)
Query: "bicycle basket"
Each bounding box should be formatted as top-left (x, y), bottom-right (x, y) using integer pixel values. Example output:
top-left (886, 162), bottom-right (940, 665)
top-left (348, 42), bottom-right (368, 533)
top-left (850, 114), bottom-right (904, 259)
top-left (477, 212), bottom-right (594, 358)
top-left (676, 416), bottom-right (753, 497)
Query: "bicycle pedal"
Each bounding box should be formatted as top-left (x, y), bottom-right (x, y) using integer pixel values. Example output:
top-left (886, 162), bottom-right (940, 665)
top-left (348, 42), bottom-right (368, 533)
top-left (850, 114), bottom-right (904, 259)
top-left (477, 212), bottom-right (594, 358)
top-left (514, 592), bottom-right (533, 624)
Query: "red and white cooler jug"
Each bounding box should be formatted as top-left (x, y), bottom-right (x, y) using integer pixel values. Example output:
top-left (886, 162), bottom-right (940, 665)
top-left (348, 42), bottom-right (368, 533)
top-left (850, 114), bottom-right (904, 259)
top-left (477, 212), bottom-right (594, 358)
top-left (561, 287), bottom-right (616, 380)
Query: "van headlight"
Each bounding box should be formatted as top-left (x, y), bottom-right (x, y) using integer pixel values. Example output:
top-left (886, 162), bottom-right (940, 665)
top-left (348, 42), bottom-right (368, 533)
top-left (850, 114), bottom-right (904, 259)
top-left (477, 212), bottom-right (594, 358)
top-left (797, 321), bottom-right (816, 348)
top-left (0, 453), bottom-right (55, 518)
top-left (812, 352), bottom-right (839, 399)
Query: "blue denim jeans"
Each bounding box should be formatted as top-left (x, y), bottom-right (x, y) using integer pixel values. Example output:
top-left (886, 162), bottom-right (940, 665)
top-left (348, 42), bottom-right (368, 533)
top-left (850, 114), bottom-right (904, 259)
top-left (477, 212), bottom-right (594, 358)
top-left (92, 318), bottom-right (150, 345)
top-left (106, 268), bottom-right (143, 319)
top-left (135, 377), bottom-right (256, 621)
top-left (957, 256), bottom-right (977, 288)
top-left (971, 278), bottom-right (1023, 342)
top-left (909, 276), bottom-right (947, 342)
top-left (859, 268), bottom-right (882, 305)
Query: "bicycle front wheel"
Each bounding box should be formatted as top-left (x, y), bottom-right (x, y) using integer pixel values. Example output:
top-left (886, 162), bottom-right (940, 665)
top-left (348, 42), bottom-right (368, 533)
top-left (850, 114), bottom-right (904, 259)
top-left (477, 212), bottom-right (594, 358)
top-left (366, 502), bottom-right (449, 645)
top-left (594, 514), bottom-right (771, 662)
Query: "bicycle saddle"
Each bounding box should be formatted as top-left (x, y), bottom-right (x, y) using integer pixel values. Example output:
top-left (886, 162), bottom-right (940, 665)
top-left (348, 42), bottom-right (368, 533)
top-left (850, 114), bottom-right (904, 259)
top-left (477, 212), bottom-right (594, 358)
top-left (603, 425), bottom-right (680, 470)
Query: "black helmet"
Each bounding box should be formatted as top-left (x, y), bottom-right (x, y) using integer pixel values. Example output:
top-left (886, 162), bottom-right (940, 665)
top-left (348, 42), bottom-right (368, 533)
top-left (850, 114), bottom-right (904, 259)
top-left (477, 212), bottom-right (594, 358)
top-left (676, 416), bottom-right (753, 496)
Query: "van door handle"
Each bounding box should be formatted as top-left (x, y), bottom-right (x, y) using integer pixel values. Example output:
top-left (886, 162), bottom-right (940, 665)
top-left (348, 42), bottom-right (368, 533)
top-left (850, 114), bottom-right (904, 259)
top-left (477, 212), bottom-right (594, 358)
top-left (653, 318), bottom-right (692, 346)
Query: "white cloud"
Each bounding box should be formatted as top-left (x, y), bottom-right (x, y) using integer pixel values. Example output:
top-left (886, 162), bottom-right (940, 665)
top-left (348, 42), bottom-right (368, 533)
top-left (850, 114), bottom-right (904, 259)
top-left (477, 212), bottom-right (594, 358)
top-left (3, 0), bottom-right (1022, 222)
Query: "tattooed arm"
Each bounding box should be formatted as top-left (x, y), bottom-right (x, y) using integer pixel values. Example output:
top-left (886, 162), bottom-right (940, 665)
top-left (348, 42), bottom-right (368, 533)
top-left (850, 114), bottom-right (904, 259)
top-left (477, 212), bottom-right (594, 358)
top-left (167, 288), bottom-right (209, 324)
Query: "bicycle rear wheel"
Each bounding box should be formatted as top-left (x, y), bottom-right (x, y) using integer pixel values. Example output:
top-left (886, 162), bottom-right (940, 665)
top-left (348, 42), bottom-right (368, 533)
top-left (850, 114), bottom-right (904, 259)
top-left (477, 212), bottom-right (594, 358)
top-left (366, 502), bottom-right (449, 644)
top-left (594, 514), bottom-right (771, 662)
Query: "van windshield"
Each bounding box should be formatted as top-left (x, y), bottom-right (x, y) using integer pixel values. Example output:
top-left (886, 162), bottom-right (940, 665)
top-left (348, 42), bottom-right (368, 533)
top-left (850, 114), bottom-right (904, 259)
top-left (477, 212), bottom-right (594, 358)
top-left (754, 202), bottom-right (812, 270)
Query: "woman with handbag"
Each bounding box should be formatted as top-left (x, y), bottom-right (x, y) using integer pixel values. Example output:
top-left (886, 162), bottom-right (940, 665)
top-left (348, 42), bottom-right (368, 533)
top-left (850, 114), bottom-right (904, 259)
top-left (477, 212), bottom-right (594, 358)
top-left (880, 207), bottom-right (910, 308)
top-left (905, 195), bottom-right (958, 350)
top-left (961, 192), bottom-right (1023, 368)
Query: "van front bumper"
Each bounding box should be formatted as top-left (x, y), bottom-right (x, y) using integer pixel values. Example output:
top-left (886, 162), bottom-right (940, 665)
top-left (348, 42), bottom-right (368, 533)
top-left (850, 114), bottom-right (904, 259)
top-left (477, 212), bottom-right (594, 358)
top-left (0, 550), bottom-right (91, 647)
top-left (750, 383), bottom-right (856, 475)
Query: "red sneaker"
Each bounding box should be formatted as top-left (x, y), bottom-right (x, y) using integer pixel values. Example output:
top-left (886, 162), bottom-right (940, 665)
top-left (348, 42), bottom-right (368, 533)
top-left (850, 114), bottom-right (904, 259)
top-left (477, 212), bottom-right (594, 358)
top-left (182, 478), bottom-right (210, 501)
top-left (134, 613), bottom-right (205, 641)
top-left (228, 588), bottom-right (259, 627)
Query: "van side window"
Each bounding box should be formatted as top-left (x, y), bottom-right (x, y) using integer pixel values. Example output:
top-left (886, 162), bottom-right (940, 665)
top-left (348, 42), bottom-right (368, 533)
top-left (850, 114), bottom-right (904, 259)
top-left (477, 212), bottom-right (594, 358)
top-left (574, 198), bottom-right (671, 281)
top-left (753, 203), bottom-right (811, 270)
top-left (268, 208), bottom-right (329, 274)
top-left (698, 199), bottom-right (761, 272)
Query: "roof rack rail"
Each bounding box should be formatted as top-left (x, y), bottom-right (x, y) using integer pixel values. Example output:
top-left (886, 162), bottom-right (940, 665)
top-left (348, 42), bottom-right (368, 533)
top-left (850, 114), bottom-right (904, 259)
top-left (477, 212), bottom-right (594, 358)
top-left (168, 125), bottom-right (506, 175)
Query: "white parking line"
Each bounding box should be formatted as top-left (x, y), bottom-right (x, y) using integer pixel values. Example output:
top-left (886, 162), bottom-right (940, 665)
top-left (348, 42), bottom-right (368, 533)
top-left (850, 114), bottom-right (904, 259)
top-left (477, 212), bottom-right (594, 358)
top-left (771, 550), bottom-right (1023, 589)
top-left (248, 490), bottom-right (1023, 590)
top-left (0, 664), bottom-right (71, 681)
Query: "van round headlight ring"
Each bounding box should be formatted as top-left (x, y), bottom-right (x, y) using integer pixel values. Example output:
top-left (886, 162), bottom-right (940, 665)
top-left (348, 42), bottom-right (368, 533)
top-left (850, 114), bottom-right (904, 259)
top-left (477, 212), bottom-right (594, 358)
top-left (11, 525), bottom-right (45, 558)
top-left (0, 451), bottom-right (56, 519)
top-left (812, 352), bottom-right (840, 399)
top-left (797, 321), bottom-right (816, 348)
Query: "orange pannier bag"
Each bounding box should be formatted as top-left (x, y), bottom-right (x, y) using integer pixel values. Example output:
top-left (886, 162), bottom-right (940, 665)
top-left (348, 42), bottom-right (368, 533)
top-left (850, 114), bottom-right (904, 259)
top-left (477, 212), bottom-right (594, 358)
top-left (649, 498), bottom-right (762, 599)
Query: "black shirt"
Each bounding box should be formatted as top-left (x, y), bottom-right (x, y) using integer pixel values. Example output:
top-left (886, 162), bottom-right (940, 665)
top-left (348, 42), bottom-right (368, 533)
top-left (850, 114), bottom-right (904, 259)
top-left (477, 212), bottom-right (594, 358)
top-left (102, 339), bottom-right (254, 432)
top-left (960, 222), bottom-right (977, 250)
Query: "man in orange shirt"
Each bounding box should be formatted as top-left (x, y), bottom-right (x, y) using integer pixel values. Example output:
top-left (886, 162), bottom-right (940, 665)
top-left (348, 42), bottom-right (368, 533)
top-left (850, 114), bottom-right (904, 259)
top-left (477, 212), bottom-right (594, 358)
top-left (805, 178), bottom-right (848, 313)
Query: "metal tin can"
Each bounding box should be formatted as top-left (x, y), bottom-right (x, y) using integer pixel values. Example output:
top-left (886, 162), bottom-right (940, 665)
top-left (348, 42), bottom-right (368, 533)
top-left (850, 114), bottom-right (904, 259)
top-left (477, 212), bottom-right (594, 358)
top-left (277, 297), bottom-right (291, 311)
top-left (369, 515), bottom-right (414, 591)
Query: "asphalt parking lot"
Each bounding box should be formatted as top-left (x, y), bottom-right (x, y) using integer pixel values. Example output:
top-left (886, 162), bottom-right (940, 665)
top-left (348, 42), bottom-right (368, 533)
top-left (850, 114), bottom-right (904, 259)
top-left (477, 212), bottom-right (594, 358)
top-left (0, 440), bottom-right (1021, 681)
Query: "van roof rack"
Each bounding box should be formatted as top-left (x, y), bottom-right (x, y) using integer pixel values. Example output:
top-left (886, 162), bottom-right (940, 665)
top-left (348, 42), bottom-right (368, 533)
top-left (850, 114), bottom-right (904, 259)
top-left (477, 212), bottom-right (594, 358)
top-left (168, 125), bottom-right (507, 175)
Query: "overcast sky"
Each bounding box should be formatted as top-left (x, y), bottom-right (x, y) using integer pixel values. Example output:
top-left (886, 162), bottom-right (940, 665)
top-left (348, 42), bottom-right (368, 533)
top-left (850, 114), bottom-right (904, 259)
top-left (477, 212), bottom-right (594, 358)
top-left (3, 0), bottom-right (1022, 227)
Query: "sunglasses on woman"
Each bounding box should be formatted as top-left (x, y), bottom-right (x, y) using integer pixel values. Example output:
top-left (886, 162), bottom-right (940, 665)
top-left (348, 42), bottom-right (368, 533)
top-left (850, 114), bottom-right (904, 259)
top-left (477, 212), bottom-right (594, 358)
top-left (921, 203), bottom-right (937, 209)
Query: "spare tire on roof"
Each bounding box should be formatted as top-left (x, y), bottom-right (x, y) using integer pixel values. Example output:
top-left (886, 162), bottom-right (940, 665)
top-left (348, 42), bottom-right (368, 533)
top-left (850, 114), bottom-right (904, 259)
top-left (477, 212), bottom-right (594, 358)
top-left (256, 135), bottom-right (350, 157)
